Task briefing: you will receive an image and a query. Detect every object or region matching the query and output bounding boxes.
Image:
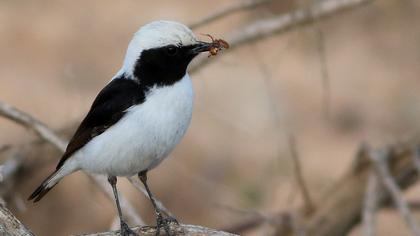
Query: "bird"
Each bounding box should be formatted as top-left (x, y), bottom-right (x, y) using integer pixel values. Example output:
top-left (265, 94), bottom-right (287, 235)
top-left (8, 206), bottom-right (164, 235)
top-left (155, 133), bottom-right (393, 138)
top-left (28, 20), bottom-right (225, 236)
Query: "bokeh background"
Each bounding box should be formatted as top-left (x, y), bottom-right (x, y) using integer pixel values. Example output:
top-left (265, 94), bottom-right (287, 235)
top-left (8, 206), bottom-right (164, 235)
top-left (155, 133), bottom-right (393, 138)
top-left (1, 0), bottom-right (420, 235)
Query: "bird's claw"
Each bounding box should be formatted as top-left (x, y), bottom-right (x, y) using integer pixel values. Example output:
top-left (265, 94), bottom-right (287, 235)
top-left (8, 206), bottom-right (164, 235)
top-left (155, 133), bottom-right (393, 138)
top-left (120, 221), bottom-right (138, 236)
top-left (165, 216), bottom-right (179, 225)
top-left (155, 212), bottom-right (179, 236)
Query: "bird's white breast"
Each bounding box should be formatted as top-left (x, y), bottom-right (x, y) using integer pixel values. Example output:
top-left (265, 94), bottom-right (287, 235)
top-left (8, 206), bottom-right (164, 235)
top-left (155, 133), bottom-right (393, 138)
top-left (75, 74), bottom-right (194, 176)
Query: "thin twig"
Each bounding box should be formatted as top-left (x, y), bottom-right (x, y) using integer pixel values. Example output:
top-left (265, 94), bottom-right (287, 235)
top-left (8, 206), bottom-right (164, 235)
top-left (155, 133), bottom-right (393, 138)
top-left (369, 149), bottom-right (420, 236)
top-left (362, 171), bottom-right (379, 236)
top-left (189, 0), bottom-right (273, 29)
top-left (0, 101), bottom-right (144, 226)
top-left (0, 101), bottom-right (66, 151)
top-left (216, 203), bottom-right (274, 225)
top-left (221, 211), bottom-right (291, 235)
top-left (189, 0), bottom-right (372, 73)
top-left (310, 0), bottom-right (332, 120)
top-left (288, 135), bottom-right (315, 214)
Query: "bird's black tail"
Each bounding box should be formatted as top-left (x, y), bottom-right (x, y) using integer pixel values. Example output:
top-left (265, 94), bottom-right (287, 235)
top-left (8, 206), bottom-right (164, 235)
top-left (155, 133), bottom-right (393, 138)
top-left (28, 170), bottom-right (60, 202)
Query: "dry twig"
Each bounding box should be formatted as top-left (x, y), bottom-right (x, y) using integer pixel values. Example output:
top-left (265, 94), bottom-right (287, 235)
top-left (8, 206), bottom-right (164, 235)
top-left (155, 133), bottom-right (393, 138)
top-left (368, 149), bottom-right (420, 236)
top-left (297, 144), bottom-right (420, 236)
top-left (189, 0), bottom-right (273, 29)
top-left (190, 0), bottom-right (372, 72)
top-left (288, 135), bottom-right (314, 214)
top-left (362, 171), bottom-right (379, 236)
top-left (0, 101), bottom-right (66, 151)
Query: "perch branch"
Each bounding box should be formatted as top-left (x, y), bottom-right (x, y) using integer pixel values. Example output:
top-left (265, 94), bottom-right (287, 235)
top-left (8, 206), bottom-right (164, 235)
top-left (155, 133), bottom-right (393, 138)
top-left (0, 203), bottom-right (34, 236)
top-left (189, 0), bottom-right (273, 29)
top-left (190, 0), bottom-right (372, 72)
top-left (75, 224), bottom-right (238, 236)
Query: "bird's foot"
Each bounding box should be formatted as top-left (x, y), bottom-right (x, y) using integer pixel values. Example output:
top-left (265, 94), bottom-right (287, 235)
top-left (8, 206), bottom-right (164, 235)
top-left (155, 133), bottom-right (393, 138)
top-left (155, 212), bottom-right (179, 236)
top-left (120, 221), bottom-right (138, 236)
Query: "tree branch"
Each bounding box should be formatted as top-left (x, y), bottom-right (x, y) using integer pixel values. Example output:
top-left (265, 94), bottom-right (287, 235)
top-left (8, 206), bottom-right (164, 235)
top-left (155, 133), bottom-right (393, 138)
top-left (189, 0), bottom-right (273, 29)
top-left (75, 224), bottom-right (238, 236)
top-left (362, 171), bottom-right (379, 236)
top-left (0, 101), bottom-right (66, 151)
top-left (288, 135), bottom-right (314, 214)
top-left (190, 0), bottom-right (372, 73)
top-left (0, 203), bottom-right (34, 236)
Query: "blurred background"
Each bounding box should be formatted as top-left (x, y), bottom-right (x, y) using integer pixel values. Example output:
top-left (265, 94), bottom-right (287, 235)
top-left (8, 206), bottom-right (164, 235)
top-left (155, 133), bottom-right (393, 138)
top-left (1, 0), bottom-right (420, 235)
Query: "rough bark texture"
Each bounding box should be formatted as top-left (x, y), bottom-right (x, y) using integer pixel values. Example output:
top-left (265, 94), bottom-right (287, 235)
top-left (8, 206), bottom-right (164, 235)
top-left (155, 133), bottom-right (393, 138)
top-left (75, 224), bottom-right (238, 236)
top-left (0, 204), bottom-right (34, 236)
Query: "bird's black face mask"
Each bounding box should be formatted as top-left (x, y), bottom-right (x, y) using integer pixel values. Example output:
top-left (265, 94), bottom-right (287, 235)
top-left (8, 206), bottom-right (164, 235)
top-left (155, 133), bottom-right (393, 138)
top-left (133, 41), bottom-right (213, 88)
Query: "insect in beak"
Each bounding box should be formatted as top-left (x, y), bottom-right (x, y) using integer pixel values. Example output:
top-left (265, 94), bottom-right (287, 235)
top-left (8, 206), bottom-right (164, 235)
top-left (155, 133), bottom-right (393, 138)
top-left (191, 34), bottom-right (229, 57)
top-left (202, 34), bottom-right (229, 57)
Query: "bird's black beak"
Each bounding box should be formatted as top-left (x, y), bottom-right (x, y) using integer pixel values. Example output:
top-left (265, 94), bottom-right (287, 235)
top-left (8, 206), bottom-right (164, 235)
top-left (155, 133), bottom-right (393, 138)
top-left (190, 41), bottom-right (213, 54)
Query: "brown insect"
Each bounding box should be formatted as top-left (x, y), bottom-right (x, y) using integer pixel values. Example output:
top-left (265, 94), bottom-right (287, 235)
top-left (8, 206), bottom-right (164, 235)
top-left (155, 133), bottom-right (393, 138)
top-left (203, 34), bottom-right (230, 57)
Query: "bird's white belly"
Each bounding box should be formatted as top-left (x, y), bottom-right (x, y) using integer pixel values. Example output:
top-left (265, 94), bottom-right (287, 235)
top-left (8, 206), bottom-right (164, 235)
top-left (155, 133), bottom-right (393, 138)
top-left (75, 75), bottom-right (194, 176)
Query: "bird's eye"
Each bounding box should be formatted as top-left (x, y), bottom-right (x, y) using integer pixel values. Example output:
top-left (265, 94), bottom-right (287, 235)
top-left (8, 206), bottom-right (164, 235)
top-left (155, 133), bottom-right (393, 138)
top-left (166, 46), bottom-right (178, 56)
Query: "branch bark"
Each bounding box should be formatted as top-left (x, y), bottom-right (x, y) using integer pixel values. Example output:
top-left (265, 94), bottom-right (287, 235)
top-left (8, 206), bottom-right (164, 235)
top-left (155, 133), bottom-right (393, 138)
top-left (0, 203), bottom-right (34, 236)
top-left (75, 224), bottom-right (238, 236)
top-left (0, 101), bottom-right (66, 151)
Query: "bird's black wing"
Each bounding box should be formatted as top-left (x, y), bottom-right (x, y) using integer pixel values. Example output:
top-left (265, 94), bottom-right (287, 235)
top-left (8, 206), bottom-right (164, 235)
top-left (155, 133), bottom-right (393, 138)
top-left (56, 78), bottom-right (145, 170)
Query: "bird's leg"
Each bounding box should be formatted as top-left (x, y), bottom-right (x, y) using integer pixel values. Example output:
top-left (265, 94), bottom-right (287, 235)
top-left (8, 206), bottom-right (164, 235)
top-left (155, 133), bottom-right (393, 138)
top-left (138, 171), bottom-right (178, 236)
top-left (108, 176), bottom-right (138, 236)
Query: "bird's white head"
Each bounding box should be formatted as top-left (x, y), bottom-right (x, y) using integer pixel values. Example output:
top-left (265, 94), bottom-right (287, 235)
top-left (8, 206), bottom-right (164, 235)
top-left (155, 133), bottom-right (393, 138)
top-left (114, 20), bottom-right (214, 86)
